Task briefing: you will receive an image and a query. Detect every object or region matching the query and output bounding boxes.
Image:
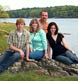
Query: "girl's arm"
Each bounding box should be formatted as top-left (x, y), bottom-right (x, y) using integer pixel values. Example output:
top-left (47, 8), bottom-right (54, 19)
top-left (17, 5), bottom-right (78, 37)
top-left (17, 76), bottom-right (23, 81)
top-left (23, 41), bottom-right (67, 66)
top-left (62, 38), bottom-right (75, 54)
top-left (26, 43), bottom-right (35, 61)
top-left (47, 41), bottom-right (51, 58)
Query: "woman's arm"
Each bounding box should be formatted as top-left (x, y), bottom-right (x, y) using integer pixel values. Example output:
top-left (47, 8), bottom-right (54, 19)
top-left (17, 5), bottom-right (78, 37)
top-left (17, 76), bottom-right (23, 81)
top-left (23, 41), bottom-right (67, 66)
top-left (47, 41), bottom-right (51, 58)
top-left (44, 50), bottom-right (49, 59)
top-left (26, 43), bottom-right (35, 61)
top-left (62, 38), bottom-right (75, 54)
top-left (29, 42), bottom-right (33, 52)
top-left (39, 30), bottom-right (49, 59)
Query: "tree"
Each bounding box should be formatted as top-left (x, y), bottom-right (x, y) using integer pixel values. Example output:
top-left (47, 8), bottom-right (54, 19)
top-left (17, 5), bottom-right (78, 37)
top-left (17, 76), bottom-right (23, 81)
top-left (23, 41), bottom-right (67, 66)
top-left (0, 5), bottom-right (9, 18)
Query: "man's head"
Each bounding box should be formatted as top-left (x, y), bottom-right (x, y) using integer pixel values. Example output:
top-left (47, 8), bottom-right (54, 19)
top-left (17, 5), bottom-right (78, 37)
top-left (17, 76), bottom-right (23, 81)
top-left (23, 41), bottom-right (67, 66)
top-left (16, 18), bottom-right (25, 32)
top-left (40, 10), bottom-right (48, 22)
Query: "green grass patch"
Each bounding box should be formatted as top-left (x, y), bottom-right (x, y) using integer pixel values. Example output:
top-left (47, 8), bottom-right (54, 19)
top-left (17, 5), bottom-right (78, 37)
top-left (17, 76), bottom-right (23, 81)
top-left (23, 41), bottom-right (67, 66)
top-left (0, 22), bottom-right (16, 32)
top-left (0, 71), bottom-right (78, 81)
top-left (0, 34), bottom-right (8, 53)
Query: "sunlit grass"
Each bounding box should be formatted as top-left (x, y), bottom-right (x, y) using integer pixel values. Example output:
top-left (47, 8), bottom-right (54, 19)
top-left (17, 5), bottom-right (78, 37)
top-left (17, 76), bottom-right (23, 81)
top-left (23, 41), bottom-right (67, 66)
top-left (0, 71), bottom-right (78, 81)
top-left (0, 22), bottom-right (16, 32)
top-left (0, 35), bottom-right (8, 53)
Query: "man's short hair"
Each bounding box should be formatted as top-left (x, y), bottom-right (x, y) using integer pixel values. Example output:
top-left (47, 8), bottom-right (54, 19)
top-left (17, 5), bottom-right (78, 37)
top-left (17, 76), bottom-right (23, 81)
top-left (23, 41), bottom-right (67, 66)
top-left (40, 10), bottom-right (48, 16)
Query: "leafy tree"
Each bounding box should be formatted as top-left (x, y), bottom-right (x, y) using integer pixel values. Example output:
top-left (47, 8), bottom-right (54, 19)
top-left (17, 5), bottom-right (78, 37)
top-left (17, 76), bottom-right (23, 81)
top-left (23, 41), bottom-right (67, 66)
top-left (0, 5), bottom-right (9, 18)
top-left (7, 6), bottom-right (78, 18)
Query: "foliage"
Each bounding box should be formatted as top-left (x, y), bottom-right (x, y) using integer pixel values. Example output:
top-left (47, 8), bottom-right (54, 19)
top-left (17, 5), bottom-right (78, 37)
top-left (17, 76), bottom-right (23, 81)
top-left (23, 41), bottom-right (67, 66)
top-left (7, 6), bottom-right (78, 18)
top-left (0, 12), bottom-right (9, 18)
top-left (0, 5), bottom-right (9, 18)
top-left (0, 5), bottom-right (4, 11)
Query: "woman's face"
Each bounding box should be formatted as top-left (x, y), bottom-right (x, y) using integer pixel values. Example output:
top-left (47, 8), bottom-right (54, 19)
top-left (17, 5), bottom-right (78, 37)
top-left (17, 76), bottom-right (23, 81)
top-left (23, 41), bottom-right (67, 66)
top-left (32, 21), bottom-right (38, 31)
top-left (50, 25), bottom-right (56, 34)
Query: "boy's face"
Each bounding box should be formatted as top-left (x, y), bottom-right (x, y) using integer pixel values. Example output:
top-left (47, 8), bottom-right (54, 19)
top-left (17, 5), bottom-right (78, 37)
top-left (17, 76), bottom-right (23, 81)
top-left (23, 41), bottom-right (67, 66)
top-left (16, 23), bottom-right (25, 31)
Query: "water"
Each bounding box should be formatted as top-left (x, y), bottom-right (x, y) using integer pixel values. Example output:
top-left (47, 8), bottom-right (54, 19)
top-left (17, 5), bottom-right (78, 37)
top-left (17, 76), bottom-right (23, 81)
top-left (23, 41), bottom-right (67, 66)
top-left (0, 18), bottom-right (32, 26)
top-left (0, 18), bottom-right (78, 55)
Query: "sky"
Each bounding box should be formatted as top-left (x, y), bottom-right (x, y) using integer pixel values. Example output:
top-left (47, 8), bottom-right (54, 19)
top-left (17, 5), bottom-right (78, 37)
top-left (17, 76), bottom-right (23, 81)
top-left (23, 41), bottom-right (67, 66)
top-left (0, 0), bottom-right (78, 10)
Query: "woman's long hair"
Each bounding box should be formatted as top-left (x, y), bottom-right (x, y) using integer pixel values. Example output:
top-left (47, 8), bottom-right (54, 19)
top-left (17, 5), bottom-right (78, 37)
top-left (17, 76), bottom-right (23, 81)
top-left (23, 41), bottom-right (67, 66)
top-left (47, 22), bottom-right (59, 35)
top-left (29, 18), bottom-right (40, 33)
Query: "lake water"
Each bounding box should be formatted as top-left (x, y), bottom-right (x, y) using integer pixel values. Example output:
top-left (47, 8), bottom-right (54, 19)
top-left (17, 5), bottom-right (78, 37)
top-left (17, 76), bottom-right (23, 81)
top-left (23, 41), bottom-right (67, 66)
top-left (0, 18), bottom-right (78, 56)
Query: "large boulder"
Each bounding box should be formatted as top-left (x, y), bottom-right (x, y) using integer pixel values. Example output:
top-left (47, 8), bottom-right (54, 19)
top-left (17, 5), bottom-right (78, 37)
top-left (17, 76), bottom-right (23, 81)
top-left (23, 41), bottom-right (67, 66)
top-left (7, 58), bottom-right (78, 77)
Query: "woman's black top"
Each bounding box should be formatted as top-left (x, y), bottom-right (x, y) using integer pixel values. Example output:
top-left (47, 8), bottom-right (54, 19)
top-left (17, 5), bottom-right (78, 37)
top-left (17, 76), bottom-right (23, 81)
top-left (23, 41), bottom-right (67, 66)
top-left (46, 33), bottom-right (67, 59)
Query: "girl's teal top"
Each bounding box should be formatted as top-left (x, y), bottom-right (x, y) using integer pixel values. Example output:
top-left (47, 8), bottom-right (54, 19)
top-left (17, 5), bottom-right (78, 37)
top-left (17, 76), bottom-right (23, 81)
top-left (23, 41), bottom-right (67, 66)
top-left (30, 29), bottom-right (47, 51)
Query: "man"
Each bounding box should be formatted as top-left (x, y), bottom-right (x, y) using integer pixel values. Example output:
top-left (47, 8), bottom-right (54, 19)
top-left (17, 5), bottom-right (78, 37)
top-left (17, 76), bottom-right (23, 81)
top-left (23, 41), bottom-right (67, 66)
top-left (39, 10), bottom-right (52, 59)
top-left (39, 10), bottom-right (48, 33)
top-left (0, 18), bottom-right (32, 72)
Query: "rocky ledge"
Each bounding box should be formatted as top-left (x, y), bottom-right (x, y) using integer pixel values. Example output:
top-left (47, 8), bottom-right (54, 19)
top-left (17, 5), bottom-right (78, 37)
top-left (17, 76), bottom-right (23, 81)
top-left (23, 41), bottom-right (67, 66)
top-left (7, 58), bottom-right (78, 77)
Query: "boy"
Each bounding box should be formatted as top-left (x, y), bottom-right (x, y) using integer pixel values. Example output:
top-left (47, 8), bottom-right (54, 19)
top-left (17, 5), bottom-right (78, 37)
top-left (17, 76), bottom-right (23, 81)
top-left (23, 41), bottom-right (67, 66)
top-left (0, 18), bottom-right (31, 72)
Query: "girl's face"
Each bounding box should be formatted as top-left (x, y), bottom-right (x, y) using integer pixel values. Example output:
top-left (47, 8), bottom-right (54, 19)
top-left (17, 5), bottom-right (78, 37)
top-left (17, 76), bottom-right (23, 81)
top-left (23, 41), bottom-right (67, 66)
top-left (50, 25), bottom-right (56, 34)
top-left (32, 21), bottom-right (38, 31)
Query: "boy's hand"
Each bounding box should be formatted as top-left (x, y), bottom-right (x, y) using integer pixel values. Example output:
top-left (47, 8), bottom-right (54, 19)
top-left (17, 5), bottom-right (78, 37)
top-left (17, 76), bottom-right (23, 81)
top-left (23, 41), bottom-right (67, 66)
top-left (19, 49), bottom-right (24, 60)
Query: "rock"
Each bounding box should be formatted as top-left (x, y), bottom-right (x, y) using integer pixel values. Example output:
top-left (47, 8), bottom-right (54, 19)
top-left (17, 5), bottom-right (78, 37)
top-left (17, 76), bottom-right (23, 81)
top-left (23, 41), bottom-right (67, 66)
top-left (7, 58), bottom-right (78, 77)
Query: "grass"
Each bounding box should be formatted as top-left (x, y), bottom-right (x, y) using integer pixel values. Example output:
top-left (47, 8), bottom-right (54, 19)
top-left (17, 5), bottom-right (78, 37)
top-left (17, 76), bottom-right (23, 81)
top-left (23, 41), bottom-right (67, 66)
top-left (0, 35), bottom-right (8, 52)
top-left (0, 22), bottom-right (15, 53)
top-left (0, 22), bottom-right (16, 32)
top-left (0, 71), bottom-right (78, 81)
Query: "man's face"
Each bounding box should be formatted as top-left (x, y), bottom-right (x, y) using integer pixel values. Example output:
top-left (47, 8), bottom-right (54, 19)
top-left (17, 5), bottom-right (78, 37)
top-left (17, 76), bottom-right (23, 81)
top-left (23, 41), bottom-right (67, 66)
top-left (41, 12), bottom-right (48, 22)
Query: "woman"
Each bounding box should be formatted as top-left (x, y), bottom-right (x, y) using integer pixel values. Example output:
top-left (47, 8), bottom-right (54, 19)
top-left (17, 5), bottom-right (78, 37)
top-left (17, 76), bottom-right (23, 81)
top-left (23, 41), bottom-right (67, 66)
top-left (46, 22), bottom-right (78, 65)
top-left (26, 18), bottom-right (49, 61)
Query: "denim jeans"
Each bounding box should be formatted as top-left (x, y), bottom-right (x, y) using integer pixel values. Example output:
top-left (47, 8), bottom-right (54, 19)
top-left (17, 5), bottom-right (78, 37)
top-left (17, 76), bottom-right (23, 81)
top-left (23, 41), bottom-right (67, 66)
top-left (24, 50), bottom-right (44, 61)
top-left (0, 50), bottom-right (21, 72)
top-left (0, 50), bottom-right (44, 72)
top-left (55, 50), bottom-right (78, 65)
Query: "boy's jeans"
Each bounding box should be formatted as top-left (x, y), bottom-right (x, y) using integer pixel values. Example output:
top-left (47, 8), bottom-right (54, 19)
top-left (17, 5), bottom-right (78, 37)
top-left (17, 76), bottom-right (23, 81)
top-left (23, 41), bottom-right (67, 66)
top-left (0, 50), bottom-right (21, 71)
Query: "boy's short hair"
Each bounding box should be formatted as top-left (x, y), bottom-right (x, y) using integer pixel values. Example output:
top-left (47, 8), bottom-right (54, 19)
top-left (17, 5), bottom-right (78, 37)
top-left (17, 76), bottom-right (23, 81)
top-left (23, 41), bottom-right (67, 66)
top-left (16, 18), bottom-right (25, 25)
